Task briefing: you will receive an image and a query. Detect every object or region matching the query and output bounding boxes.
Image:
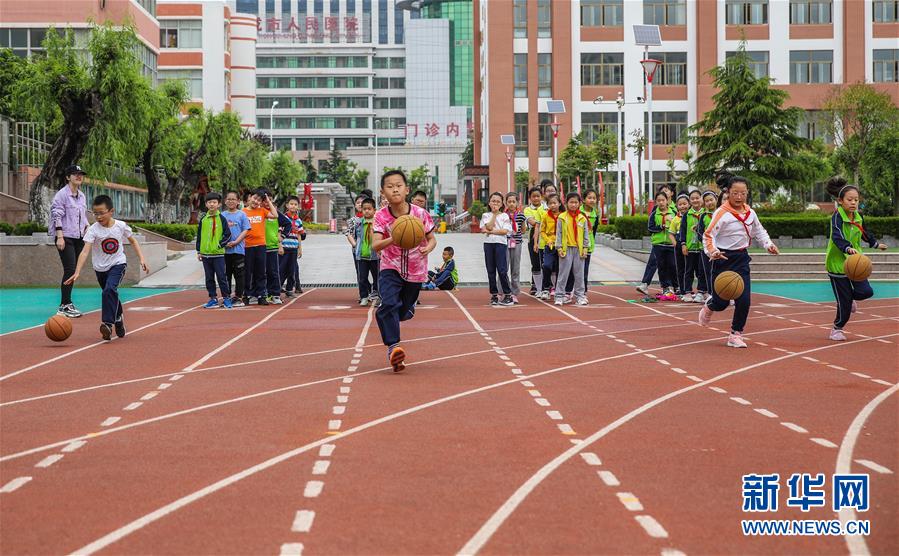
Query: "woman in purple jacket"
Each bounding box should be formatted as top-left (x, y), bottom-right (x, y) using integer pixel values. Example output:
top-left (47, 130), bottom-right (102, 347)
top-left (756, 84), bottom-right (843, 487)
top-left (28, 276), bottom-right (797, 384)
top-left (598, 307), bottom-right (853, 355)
top-left (50, 165), bottom-right (90, 317)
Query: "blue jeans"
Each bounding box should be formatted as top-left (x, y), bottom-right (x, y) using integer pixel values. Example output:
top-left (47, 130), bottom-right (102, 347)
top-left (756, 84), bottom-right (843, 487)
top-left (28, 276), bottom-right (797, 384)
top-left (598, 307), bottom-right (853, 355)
top-left (376, 269), bottom-right (420, 346)
top-left (244, 245), bottom-right (267, 298)
top-left (707, 250), bottom-right (752, 332)
top-left (484, 242), bottom-right (511, 295)
top-left (95, 263), bottom-right (126, 324)
top-left (202, 256), bottom-right (230, 299)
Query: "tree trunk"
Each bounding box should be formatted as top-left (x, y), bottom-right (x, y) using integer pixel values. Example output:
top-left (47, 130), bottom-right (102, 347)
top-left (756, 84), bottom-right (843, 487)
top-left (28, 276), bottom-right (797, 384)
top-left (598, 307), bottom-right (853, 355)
top-left (142, 142), bottom-right (166, 223)
top-left (636, 153), bottom-right (643, 206)
top-left (893, 177), bottom-right (899, 216)
top-left (28, 113), bottom-right (94, 225)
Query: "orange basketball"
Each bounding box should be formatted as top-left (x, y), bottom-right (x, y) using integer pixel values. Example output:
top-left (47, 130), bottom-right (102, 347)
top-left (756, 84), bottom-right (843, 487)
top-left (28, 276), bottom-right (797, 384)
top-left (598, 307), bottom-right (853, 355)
top-left (45, 315), bottom-right (73, 342)
top-left (844, 253), bottom-right (872, 281)
top-left (714, 271), bottom-right (745, 301)
top-left (391, 214), bottom-right (425, 249)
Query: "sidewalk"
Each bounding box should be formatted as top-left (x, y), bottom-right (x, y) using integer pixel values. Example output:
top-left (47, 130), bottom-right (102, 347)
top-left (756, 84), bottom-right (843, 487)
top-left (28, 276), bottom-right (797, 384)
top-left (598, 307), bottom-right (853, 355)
top-left (137, 232), bottom-right (645, 288)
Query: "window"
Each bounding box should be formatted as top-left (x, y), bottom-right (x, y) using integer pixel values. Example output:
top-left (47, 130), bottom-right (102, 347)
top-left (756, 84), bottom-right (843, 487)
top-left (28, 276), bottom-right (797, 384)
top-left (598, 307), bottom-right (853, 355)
top-left (374, 97), bottom-right (390, 109)
top-left (873, 49), bottom-right (899, 82)
top-left (789, 0), bottom-right (832, 24)
top-left (650, 52), bottom-right (687, 85)
top-left (159, 69), bottom-right (202, 98)
top-left (390, 97), bottom-right (406, 109)
top-left (582, 112), bottom-right (622, 145)
top-left (725, 0), bottom-right (768, 24)
top-left (257, 56), bottom-right (368, 68)
top-left (295, 138), bottom-right (331, 151)
top-left (390, 57), bottom-right (405, 69)
top-left (644, 0), bottom-right (686, 25)
top-left (538, 54), bottom-right (552, 98)
top-left (273, 138), bottom-right (293, 151)
top-left (260, 116), bottom-right (370, 130)
top-left (537, 0), bottom-right (552, 38)
top-left (256, 76), bottom-right (369, 89)
top-left (135, 0), bottom-right (157, 16)
top-left (513, 0), bottom-right (527, 38)
top-left (581, 53), bottom-right (624, 86)
top-left (796, 110), bottom-right (832, 143)
top-left (159, 19), bottom-right (202, 49)
top-left (389, 77), bottom-right (405, 89)
top-left (581, 0), bottom-right (623, 27)
top-left (395, 5), bottom-right (405, 43)
top-left (334, 138), bottom-right (370, 149)
top-left (373, 57), bottom-right (388, 69)
top-left (373, 77), bottom-right (389, 89)
top-left (726, 50), bottom-right (769, 78)
top-left (789, 50), bottom-right (832, 83)
top-left (645, 112), bottom-right (687, 144)
top-left (257, 97), bottom-right (370, 109)
top-left (514, 113), bottom-right (528, 157)
top-left (378, 0), bottom-right (388, 43)
top-left (873, 0), bottom-right (899, 22)
top-left (538, 113), bottom-right (553, 157)
top-left (373, 117), bottom-right (406, 129)
top-left (514, 54), bottom-right (528, 97)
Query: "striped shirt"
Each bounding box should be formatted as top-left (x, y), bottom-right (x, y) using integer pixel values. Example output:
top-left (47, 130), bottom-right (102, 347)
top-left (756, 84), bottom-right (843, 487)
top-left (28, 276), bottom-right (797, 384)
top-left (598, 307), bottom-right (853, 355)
top-left (507, 210), bottom-right (526, 244)
top-left (703, 202), bottom-right (773, 255)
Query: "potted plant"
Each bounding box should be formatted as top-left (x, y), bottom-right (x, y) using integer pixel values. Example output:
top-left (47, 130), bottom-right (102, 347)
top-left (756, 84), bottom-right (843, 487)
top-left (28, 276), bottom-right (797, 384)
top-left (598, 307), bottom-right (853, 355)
top-left (468, 200), bottom-right (486, 233)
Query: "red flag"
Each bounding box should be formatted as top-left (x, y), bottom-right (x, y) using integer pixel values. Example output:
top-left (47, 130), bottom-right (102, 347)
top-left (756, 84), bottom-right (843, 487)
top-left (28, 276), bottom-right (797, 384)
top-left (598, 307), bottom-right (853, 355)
top-left (576, 175), bottom-right (582, 197)
top-left (597, 171), bottom-right (606, 224)
top-left (627, 164), bottom-right (636, 216)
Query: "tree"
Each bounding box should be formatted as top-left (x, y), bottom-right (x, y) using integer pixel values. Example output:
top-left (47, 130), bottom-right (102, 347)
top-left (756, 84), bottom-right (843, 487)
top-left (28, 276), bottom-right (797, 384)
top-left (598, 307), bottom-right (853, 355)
top-left (459, 136), bottom-right (474, 173)
top-left (515, 169), bottom-right (532, 190)
top-left (12, 24), bottom-right (153, 225)
top-left (318, 147), bottom-right (368, 193)
top-left (221, 131), bottom-right (270, 194)
top-left (681, 44), bottom-right (827, 196)
top-left (263, 149), bottom-right (307, 204)
top-left (381, 164), bottom-right (430, 191)
top-left (141, 80), bottom-right (189, 223)
top-left (628, 128), bottom-right (646, 201)
top-left (0, 49), bottom-right (30, 121)
top-left (300, 151), bottom-right (319, 183)
top-left (558, 131), bottom-right (617, 190)
top-left (823, 83), bottom-right (899, 187)
top-left (859, 124), bottom-right (899, 216)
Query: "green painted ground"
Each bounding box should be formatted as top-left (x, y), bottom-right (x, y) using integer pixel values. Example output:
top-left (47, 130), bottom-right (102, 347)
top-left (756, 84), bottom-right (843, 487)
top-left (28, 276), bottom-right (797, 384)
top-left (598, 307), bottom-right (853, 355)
top-left (0, 288), bottom-right (177, 334)
top-left (752, 281), bottom-right (899, 303)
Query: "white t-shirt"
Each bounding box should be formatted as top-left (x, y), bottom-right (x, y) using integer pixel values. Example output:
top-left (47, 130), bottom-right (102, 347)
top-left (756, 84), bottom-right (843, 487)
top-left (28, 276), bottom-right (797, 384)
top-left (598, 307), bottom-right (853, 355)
top-left (83, 220), bottom-right (133, 271)
top-left (481, 211), bottom-right (513, 245)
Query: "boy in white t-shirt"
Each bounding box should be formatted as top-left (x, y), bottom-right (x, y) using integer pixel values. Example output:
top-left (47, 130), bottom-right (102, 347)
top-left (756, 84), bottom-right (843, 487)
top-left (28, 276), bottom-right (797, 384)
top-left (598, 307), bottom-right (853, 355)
top-left (65, 194), bottom-right (149, 341)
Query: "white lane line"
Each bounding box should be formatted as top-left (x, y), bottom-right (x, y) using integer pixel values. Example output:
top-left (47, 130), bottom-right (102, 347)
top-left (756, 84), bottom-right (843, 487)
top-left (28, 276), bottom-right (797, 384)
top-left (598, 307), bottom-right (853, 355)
top-left (607, 335), bottom-right (617, 339)
top-left (350, 359), bottom-right (360, 365)
top-left (290, 510), bottom-right (315, 533)
top-left (579, 453), bottom-right (602, 466)
top-left (828, 364), bottom-right (847, 371)
top-left (280, 542), bottom-right (304, 555)
top-left (35, 454), bottom-right (64, 468)
top-left (61, 440), bottom-right (87, 453)
top-left (100, 417), bottom-right (120, 427)
top-left (837, 382), bottom-right (899, 556)
top-left (851, 372), bottom-right (872, 379)
top-left (854, 459), bottom-right (893, 474)
top-left (871, 379), bottom-right (893, 386)
top-left (520, 381), bottom-right (534, 387)
top-left (527, 389), bottom-right (542, 397)
top-left (755, 342), bottom-right (768, 346)
top-left (504, 361), bottom-right (516, 367)
top-left (170, 375), bottom-right (184, 381)
top-left (625, 344), bottom-right (636, 348)
top-left (662, 549), bottom-right (687, 556)
top-left (140, 392), bottom-right (158, 401)
top-left (709, 387), bottom-right (727, 394)
top-left (0, 477), bottom-right (32, 493)
top-left (487, 341), bottom-right (497, 346)
top-left (304, 481), bottom-right (324, 498)
top-left (876, 339), bottom-right (891, 344)
top-left (332, 406), bottom-right (345, 415)
top-left (494, 349), bottom-right (506, 355)
top-left (802, 356), bottom-right (819, 363)
top-left (781, 422), bottom-right (809, 434)
top-left (557, 424), bottom-right (576, 435)
top-left (123, 402), bottom-right (143, 411)
top-left (534, 398), bottom-right (550, 407)
top-left (616, 492), bottom-right (644, 511)
top-left (685, 375), bottom-right (703, 382)
top-left (597, 471), bottom-right (619, 486)
top-left (499, 355), bottom-right (510, 361)
top-left (347, 366), bottom-right (358, 373)
top-left (643, 353), bottom-right (658, 359)
top-left (615, 339), bottom-right (626, 344)
top-left (336, 395), bottom-right (349, 404)
top-left (339, 387), bottom-right (351, 394)
top-left (754, 408), bottom-right (778, 419)
top-left (546, 411), bottom-right (563, 420)
top-left (157, 383), bottom-right (172, 390)
top-left (730, 397), bottom-right (751, 405)
top-left (343, 377), bottom-right (353, 384)
top-left (657, 359), bottom-right (670, 365)
top-left (318, 444), bottom-right (336, 457)
top-left (327, 420), bottom-right (341, 431)
top-left (311, 460), bottom-right (330, 475)
top-left (634, 515), bottom-right (669, 538)
top-left (670, 368), bottom-right (686, 374)
top-left (511, 368), bottom-right (523, 375)
top-left (810, 438), bottom-right (838, 448)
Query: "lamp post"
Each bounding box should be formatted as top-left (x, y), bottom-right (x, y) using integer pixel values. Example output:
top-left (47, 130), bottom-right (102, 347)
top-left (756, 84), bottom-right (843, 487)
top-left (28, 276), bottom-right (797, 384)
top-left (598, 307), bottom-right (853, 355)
top-left (593, 93), bottom-right (644, 217)
top-left (269, 100), bottom-right (279, 152)
top-left (505, 146), bottom-right (513, 193)
top-left (550, 116), bottom-right (560, 186)
top-left (640, 58), bottom-right (662, 207)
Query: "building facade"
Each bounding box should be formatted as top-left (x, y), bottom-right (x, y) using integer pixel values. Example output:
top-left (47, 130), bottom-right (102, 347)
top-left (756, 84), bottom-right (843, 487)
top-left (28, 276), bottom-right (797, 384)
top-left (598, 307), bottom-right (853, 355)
top-left (474, 0), bottom-right (899, 203)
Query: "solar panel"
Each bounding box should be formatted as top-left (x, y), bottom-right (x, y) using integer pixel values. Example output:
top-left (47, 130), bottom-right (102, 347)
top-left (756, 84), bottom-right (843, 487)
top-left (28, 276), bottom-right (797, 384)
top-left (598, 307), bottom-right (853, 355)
top-left (633, 25), bottom-right (662, 46)
top-left (500, 134), bottom-right (515, 145)
top-left (545, 100), bottom-right (566, 114)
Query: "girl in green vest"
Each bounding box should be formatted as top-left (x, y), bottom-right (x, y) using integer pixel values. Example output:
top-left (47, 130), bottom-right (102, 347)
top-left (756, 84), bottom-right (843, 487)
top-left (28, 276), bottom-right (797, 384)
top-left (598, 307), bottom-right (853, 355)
top-left (825, 177), bottom-right (887, 341)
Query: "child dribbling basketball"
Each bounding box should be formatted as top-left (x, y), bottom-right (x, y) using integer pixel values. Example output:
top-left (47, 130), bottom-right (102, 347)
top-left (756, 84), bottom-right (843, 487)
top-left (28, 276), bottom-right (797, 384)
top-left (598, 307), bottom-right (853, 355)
top-left (824, 177), bottom-right (887, 341)
top-left (372, 170), bottom-right (437, 371)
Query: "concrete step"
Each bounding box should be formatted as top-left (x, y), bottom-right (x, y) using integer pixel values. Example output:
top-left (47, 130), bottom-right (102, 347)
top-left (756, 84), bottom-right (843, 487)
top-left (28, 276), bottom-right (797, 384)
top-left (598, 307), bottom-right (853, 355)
top-left (750, 261), bottom-right (899, 271)
top-left (751, 270), bottom-right (898, 280)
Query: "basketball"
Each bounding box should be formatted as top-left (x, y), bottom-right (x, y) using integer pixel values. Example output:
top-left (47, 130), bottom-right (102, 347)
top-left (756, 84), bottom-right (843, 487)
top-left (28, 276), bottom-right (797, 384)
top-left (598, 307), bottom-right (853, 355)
top-left (391, 214), bottom-right (425, 249)
top-left (714, 271), bottom-right (744, 301)
top-left (844, 253), bottom-right (872, 281)
top-left (45, 315), bottom-right (73, 342)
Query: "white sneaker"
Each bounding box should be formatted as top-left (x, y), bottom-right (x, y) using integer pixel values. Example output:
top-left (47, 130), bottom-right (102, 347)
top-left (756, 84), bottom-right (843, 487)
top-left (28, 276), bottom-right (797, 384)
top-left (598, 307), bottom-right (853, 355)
top-left (360, 297), bottom-right (370, 306)
top-left (698, 304), bottom-right (712, 327)
top-left (554, 298), bottom-right (564, 306)
top-left (829, 328), bottom-right (847, 341)
top-left (575, 298), bottom-right (589, 306)
top-left (693, 293), bottom-right (706, 303)
top-left (636, 283), bottom-right (649, 295)
top-left (727, 332), bottom-right (747, 348)
top-left (681, 294), bottom-right (694, 303)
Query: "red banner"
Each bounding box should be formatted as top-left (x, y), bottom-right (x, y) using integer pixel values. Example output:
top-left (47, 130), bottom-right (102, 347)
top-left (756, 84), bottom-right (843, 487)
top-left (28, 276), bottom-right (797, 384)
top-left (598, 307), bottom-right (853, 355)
top-left (627, 164), bottom-right (636, 216)
top-left (597, 172), bottom-right (607, 224)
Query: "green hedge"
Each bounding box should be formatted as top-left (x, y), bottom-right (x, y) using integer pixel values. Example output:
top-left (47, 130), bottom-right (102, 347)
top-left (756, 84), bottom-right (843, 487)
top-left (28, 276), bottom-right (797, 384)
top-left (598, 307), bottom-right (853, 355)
top-left (0, 222), bottom-right (13, 235)
top-left (304, 222), bottom-right (329, 231)
top-left (0, 221), bottom-right (49, 236)
top-left (134, 223), bottom-right (197, 242)
top-left (610, 215), bottom-right (899, 240)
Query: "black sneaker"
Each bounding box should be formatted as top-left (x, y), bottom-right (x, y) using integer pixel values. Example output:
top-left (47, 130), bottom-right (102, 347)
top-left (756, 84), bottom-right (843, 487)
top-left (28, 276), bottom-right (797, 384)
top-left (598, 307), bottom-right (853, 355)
top-left (100, 323), bottom-right (112, 341)
top-left (499, 295), bottom-right (514, 306)
top-left (297, 287), bottom-right (304, 293)
top-left (114, 317), bottom-right (126, 338)
top-left (490, 295), bottom-right (499, 305)
top-left (257, 296), bottom-right (269, 306)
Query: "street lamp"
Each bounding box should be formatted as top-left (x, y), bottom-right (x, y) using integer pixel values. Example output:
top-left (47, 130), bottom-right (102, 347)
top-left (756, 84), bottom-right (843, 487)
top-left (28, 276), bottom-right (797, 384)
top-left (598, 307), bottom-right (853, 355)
top-left (269, 100), bottom-right (279, 152)
top-left (500, 134), bottom-right (516, 194)
top-left (594, 93), bottom-right (645, 217)
top-left (640, 58), bottom-right (662, 205)
top-left (550, 116), bottom-right (560, 186)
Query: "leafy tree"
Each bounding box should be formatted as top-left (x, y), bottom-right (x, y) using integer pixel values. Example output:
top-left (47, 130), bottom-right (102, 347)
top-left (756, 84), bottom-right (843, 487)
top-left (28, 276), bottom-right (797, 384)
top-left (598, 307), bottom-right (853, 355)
top-left (0, 49), bottom-right (30, 121)
top-left (859, 125), bottom-right (899, 216)
top-left (300, 151), bottom-right (319, 183)
top-left (459, 136), bottom-right (474, 173)
top-left (681, 44), bottom-right (827, 196)
top-left (515, 169), bottom-right (533, 190)
top-left (558, 131), bottom-right (617, 190)
top-left (221, 131), bottom-right (270, 194)
top-left (141, 80), bottom-right (189, 222)
top-left (382, 165), bottom-right (430, 192)
top-left (263, 149), bottom-right (307, 204)
top-left (11, 23), bottom-right (153, 225)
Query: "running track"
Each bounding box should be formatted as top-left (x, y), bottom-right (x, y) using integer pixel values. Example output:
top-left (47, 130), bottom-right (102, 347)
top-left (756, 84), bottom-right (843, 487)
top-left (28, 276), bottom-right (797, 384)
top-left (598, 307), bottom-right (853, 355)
top-left (0, 287), bottom-right (896, 555)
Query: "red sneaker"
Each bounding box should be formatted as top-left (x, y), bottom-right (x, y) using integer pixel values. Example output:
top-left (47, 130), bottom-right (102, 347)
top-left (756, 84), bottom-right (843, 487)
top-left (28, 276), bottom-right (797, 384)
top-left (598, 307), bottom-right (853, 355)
top-left (389, 346), bottom-right (406, 372)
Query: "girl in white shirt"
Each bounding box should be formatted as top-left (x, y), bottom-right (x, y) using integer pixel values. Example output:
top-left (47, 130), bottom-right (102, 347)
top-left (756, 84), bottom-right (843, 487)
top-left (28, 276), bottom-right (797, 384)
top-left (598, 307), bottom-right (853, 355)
top-left (698, 177), bottom-right (779, 348)
top-left (482, 192), bottom-right (514, 306)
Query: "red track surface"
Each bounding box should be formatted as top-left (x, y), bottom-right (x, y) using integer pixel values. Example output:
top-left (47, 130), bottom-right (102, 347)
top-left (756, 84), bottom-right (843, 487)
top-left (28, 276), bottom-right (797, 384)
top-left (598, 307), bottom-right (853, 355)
top-left (0, 287), bottom-right (896, 555)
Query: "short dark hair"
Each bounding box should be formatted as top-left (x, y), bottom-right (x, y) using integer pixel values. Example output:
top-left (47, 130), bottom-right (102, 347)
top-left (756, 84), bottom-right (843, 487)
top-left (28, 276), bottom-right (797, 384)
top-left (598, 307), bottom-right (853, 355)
top-left (656, 186), bottom-right (671, 198)
top-left (225, 190), bottom-right (240, 199)
top-left (361, 197), bottom-right (376, 209)
top-left (93, 194), bottom-right (113, 210)
top-left (539, 178), bottom-right (555, 191)
top-left (287, 195), bottom-right (300, 204)
top-left (655, 190), bottom-right (669, 201)
top-left (505, 191), bottom-right (518, 200)
top-left (583, 188), bottom-right (597, 199)
top-left (204, 191), bottom-right (222, 203)
top-left (565, 191), bottom-right (581, 203)
top-left (729, 175), bottom-right (749, 188)
top-left (380, 169), bottom-right (408, 188)
top-left (254, 188), bottom-right (270, 198)
top-left (412, 190), bottom-right (427, 199)
top-left (528, 187), bottom-right (542, 198)
top-left (443, 246), bottom-right (454, 256)
top-left (360, 189), bottom-right (373, 199)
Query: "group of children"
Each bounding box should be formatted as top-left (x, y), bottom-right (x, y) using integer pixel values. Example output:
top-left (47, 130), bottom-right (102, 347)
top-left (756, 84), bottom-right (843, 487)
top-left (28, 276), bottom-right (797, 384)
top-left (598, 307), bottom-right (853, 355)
top-left (196, 188), bottom-right (306, 309)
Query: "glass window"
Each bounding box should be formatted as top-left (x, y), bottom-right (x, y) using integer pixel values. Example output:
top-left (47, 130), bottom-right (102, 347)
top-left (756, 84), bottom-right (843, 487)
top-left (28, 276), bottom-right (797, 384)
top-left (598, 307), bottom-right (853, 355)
top-left (514, 54), bottom-right (528, 97)
top-left (374, 97), bottom-right (390, 109)
top-left (873, 49), bottom-right (898, 82)
top-left (159, 69), bottom-right (202, 98)
top-left (373, 77), bottom-right (389, 89)
top-left (514, 113), bottom-right (528, 157)
top-left (725, 0), bottom-right (768, 24)
top-left (644, 112), bottom-right (687, 144)
top-left (873, 0), bottom-right (899, 22)
top-left (378, 0), bottom-right (388, 43)
top-left (513, 0), bottom-right (528, 38)
top-left (726, 50), bottom-right (769, 78)
top-left (260, 116), bottom-right (370, 130)
top-left (582, 112), bottom-right (622, 145)
top-left (538, 113), bottom-right (553, 157)
top-left (580, 53), bottom-right (624, 86)
top-left (256, 76), bottom-right (369, 89)
top-left (159, 19), bottom-right (202, 48)
top-left (644, 0), bottom-right (686, 25)
top-left (395, 5), bottom-right (404, 43)
top-left (654, 52), bottom-right (687, 85)
top-left (537, 0), bottom-right (552, 38)
top-left (390, 97), bottom-right (406, 109)
top-left (789, 50), bottom-right (832, 83)
top-left (789, 0), bottom-right (832, 24)
top-left (11, 28), bottom-right (27, 48)
top-left (538, 54), bottom-right (552, 98)
top-left (581, 0), bottom-right (623, 27)
top-left (390, 57), bottom-right (405, 69)
top-left (796, 110), bottom-right (832, 143)
top-left (389, 77), bottom-right (405, 89)
top-left (373, 57), bottom-right (388, 69)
